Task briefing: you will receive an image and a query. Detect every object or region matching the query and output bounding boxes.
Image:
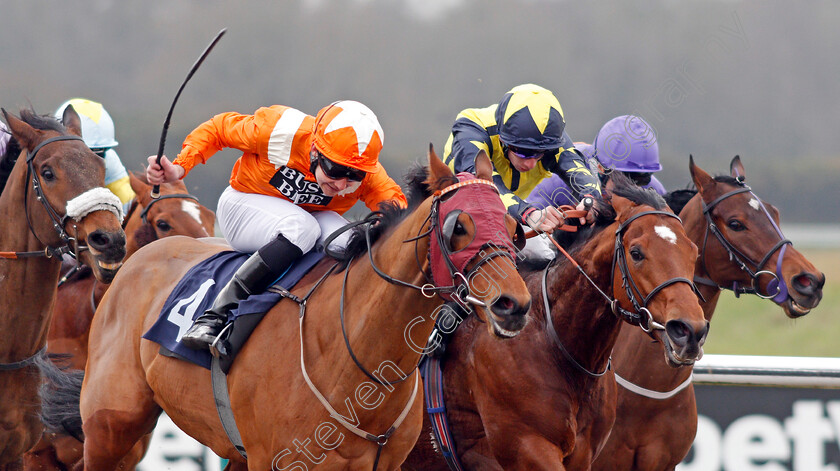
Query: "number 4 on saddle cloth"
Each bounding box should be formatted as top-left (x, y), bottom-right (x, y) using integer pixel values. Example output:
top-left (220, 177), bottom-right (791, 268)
top-left (143, 250), bottom-right (324, 373)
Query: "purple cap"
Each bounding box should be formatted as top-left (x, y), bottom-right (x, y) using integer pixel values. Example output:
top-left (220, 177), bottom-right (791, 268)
top-left (594, 115), bottom-right (660, 172)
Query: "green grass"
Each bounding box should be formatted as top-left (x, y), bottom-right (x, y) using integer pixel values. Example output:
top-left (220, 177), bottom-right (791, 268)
top-left (702, 247), bottom-right (840, 357)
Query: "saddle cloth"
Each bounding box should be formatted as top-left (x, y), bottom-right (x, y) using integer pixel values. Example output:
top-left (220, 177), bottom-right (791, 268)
top-left (142, 250), bottom-right (324, 372)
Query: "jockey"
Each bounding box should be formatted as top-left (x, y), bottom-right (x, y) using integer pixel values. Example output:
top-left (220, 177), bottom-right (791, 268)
top-left (528, 115), bottom-right (665, 209)
top-left (146, 101), bottom-right (407, 350)
top-left (55, 99), bottom-right (136, 211)
top-left (442, 84), bottom-right (601, 235)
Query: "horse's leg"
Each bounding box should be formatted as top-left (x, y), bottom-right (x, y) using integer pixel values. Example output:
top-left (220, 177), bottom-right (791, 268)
top-left (80, 352), bottom-right (161, 470)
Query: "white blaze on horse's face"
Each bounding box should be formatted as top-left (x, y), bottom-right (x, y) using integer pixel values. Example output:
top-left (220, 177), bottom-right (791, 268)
top-left (181, 200), bottom-right (204, 226)
top-left (749, 197), bottom-right (761, 211)
top-left (654, 225), bottom-right (678, 245)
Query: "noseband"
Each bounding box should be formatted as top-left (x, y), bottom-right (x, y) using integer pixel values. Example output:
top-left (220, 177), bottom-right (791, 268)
top-left (698, 178), bottom-right (792, 302)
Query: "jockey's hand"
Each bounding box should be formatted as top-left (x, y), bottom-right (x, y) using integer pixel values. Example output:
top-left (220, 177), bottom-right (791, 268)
top-left (575, 196), bottom-right (597, 226)
top-left (146, 155), bottom-right (185, 185)
top-left (525, 206), bottom-right (566, 234)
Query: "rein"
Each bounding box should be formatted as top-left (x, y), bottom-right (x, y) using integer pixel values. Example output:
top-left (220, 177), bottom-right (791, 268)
top-left (0, 346), bottom-right (47, 372)
top-left (697, 180), bottom-right (792, 302)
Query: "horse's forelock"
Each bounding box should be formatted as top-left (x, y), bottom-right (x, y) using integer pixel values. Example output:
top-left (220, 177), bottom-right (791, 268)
top-left (18, 108), bottom-right (65, 134)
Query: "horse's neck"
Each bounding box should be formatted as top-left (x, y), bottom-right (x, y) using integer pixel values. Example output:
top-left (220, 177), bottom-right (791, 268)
top-left (542, 232), bottom-right (620, 377)
top-left (0, 166), bottom-right (61, 360)
top-left (681, 199), bottom-right (724, 322)
top-left (336, 209), bottom-right (440, 378)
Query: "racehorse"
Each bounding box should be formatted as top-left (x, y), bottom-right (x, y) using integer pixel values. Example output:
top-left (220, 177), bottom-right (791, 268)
top-left (42, 147), bottom-right (533, 470)
top-left (22, 172), bottom-right (215, 470)
top-left (404, 173), bottom-right (709, 470)
top-left (592, 156), bottom-right (825, 471)
top-left (0, 108), bottom-right (125, 469)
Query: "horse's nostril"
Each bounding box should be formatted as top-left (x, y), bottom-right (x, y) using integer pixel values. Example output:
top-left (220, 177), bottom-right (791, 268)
top-left (490, 295), bottom-right (528, 317)
top-left (87, 230), bottom-right (126, 254)
top-left (795, 275), bottom-right (812, 288)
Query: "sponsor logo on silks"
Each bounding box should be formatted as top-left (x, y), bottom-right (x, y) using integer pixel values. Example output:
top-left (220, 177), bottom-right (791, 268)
top-left (269, 166), bottom-right (333, 206)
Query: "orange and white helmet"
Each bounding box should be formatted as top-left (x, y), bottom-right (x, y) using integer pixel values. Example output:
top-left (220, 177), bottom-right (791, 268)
top-left (312, 100), bottom-right (384, 173)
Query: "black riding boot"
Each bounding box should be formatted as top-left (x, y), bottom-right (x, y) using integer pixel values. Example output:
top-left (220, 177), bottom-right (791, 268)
top-left (180, 234), bottom-right (303, 350)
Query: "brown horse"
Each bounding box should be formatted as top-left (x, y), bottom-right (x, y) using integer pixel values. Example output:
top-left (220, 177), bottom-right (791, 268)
top-left (592, 156), bottom-right (825, 471)
top-left (22, 172), bottom-right (215, 470)
top-left (42, 147), bottom-right (533, 470)
top-left (0, 108), bottom-right (125, 470)
top-left (404, 173), bottom-right (709, 470)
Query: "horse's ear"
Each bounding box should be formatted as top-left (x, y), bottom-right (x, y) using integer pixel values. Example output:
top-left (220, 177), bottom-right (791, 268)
top-left (729, 155), bottom-right (745, 181)
top-left (689, 155), bottom-right (714, 196)
top-left (61, 104), bottom-right (84, 138)
top-left (129, 172), bottom-right (150, 196)
top-left (610, 193), bottom-right (635, 220)
top-left (427, 143), bottom-right (457, 192)
top-left (474, 150), bottom-right (493, 181)
top-left (2, 109), bottom-right (38, 151)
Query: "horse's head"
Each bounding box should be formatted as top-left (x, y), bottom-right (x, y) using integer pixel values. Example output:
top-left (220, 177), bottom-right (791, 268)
top-left (125, 172), bottom-right (215, 254)
top-left (685, 155), bottom-right (824, 318)
top-left (424, 146), bottom-right (532, 338)
top-left (2, 107), bottom-right (126, 282)
top-left (607, 173), bottom-right (708, 366)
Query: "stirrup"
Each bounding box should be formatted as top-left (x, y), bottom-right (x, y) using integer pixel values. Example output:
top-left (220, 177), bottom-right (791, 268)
top-left (209, 323), bottom-right (235, 358)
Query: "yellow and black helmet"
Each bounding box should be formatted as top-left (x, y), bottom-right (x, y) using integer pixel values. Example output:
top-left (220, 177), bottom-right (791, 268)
top-left (495, 84), bottom-right (565, 151)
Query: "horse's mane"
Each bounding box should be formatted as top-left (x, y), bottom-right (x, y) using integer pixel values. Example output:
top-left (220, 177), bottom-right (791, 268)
top-left (339, 161), bottom-right (454, 265)
top-left (0, 109), bottom-right (68, 195)
top-left (663, 174), bottom-right (742, 214)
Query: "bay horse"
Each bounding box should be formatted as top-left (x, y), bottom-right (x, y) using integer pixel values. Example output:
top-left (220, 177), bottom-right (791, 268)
top-left (0, 108), bottom-right (126, 469)
top-left (42, 147), bottom-right (533, 470)
top-left (404, 173), bottom-right (709, 470)
top-left (592, 156), bottom-right (825, 471)
top-left (22, 172), bottom-right (215, 470)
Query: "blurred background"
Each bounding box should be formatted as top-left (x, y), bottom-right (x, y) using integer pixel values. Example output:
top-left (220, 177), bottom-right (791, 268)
top-left (2, 0), bottom-right (837, 356)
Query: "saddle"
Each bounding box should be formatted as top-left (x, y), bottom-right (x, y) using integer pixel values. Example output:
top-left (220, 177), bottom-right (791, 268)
top-left (143, 250), bottom-right (323, 373)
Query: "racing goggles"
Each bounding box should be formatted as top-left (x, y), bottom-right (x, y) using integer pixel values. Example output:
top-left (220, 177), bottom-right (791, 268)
top-left (507, 145), bottom-right (544, 160)
top-left (91, 147), bottom-right (111, 158)
top-left (318, 153), bottom-right (367, 182)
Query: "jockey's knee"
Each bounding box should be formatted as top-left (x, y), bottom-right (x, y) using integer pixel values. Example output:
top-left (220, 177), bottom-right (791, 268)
top-left (273, 211), bottom-right (320, 254)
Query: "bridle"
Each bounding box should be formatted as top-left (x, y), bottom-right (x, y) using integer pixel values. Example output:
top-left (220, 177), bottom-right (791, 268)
top-left (138, 192), bottom-right (200, 226)
top-left (541, 209), bottom-right (701, 377)
top-left (696, 177), bottom-right (791, 302)
top-left (0, 136), bottom-right (86, 260)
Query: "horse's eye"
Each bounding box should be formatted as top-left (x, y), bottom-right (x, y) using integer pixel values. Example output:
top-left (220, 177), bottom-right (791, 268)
top-left (453, 222), bottom-right (467, 236)
top-left (41, 167), bottom-right (55, 181)
top-left (630, 247), bottom-right (645, 262)
top-left (727, 219), bottom-right (745, 231)
top-left (156, 220), bottom-right (172, 232)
